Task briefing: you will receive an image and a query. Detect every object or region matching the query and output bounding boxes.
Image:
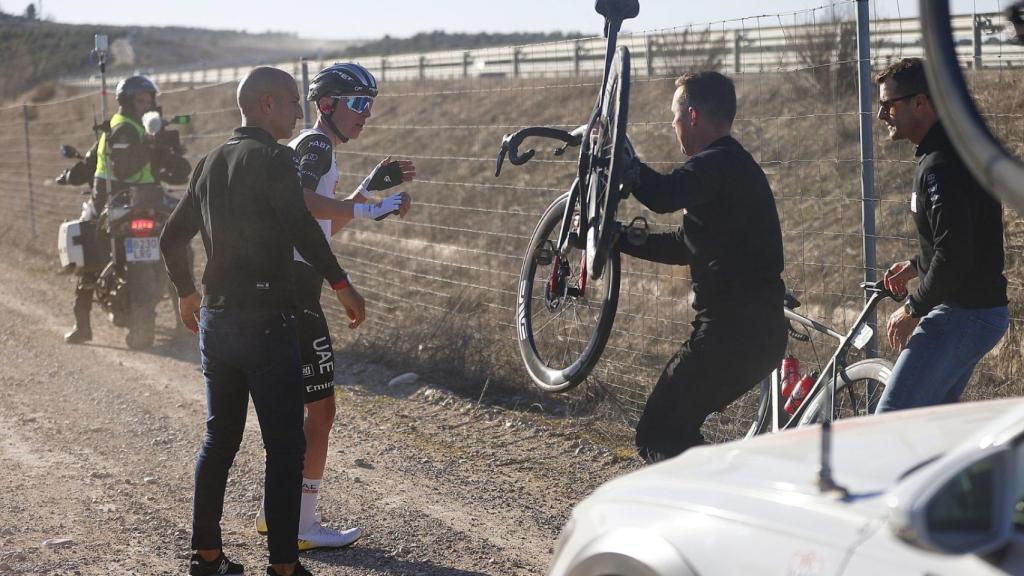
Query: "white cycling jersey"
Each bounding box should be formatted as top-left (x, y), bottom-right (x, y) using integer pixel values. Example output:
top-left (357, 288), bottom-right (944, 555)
top-left (288, 128), bottom-right (337, 265)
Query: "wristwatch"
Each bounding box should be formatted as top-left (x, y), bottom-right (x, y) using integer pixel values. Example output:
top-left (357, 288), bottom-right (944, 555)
top-left (903, 300), bottom-right (915, 317)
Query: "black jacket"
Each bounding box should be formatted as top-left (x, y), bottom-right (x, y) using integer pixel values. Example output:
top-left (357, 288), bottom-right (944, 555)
top-left (621, 136), bottom-right (784, 321)
top-left (905, 122), bottom-right (1008, 317)
top-left (160, 127), bottom-right (347, 310)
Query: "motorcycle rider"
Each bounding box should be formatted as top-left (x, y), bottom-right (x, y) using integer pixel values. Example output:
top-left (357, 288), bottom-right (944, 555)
top-left (64, 75), bottom-right (161, 344)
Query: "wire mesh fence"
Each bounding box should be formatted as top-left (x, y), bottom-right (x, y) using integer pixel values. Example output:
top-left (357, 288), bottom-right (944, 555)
top-left (2, 1), bottom-right (1022, 443)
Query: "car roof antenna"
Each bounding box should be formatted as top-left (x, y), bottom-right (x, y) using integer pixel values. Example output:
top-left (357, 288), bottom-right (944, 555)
top-left (817, 379), bottom-right (849, 498)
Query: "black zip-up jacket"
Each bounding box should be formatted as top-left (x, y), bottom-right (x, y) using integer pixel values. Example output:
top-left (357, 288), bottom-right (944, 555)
top-left (905, 122), bottom-right (1008, 317)
top-left (160, 127), bottom-right (347, 310)
top-left (620, 135), bottom-right (784, 321)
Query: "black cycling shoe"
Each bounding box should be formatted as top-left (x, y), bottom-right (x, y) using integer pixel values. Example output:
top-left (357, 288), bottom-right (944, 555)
top-left (266, 561), bottom-right (312, 576)
top-left (63, 324), bottom-right (92, 344)
top-left (188, 551), bottom-right (244, 576)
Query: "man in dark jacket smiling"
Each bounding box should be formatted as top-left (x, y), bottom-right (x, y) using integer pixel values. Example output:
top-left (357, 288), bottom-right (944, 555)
top-left (875, 58), bottom-right (1008, 413)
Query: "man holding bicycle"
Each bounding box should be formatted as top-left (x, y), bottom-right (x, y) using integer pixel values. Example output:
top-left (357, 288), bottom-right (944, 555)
top-left (620, 71), bottom-right (787, 463)
top-left (875, 58), bottom-right (1008, 413)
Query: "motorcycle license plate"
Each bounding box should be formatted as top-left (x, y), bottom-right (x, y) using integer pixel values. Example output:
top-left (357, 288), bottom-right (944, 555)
top-left (125, 237), bottom-right (160, 262)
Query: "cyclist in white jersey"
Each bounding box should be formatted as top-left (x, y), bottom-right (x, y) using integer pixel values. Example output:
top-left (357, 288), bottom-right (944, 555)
top-left (255, 62), bottom-right (414, 551)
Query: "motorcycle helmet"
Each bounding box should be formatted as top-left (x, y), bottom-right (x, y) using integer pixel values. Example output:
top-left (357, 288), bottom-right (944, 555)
top-left (115, 76), bottom-right (159, 116)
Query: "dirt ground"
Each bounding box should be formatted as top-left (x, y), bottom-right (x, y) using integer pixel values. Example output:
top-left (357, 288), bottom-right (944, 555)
top-left (0, 247), bottom-right (640, 576)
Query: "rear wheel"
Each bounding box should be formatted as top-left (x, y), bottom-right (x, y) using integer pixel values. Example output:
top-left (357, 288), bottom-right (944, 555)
top-left (586, 45), bottom-right (630, 281)
top-left (797, 358), bottom-right (893, 426)
top-left (517, 193), bottom-right (620, 392)
top-left (125, 262), bottom-right (161, 350)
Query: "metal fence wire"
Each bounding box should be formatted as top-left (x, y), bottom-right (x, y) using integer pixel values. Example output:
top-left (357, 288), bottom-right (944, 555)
top-left (2, 1), bottom-right (1022, 442)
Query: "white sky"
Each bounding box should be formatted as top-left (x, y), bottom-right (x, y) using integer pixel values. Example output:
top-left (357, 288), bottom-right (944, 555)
top-left (32, 0), bottom-right (1004, 40)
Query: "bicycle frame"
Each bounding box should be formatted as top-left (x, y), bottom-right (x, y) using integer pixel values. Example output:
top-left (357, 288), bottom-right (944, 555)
top-left (495, 10), bottom-right (629, 261)
top-left (755, 282), bottom-right (895, 435)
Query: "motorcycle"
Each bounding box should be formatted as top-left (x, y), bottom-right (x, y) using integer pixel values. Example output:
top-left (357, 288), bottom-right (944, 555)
top-left (56, 112), bottom-right (193, 349)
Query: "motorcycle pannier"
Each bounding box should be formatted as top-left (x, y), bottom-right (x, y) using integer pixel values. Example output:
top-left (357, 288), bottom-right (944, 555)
top-left (58, 219), bottom-right (109, 274)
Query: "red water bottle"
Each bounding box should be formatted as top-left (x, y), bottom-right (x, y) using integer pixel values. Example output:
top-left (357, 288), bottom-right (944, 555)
top-left (780, 355), bottom-right (801, 399)
top-left (785, 373), bottom-right (816, 415)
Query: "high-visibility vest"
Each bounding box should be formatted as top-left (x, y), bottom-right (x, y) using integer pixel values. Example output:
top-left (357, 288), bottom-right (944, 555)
top-left (94, 113), bottom-right (155, 184)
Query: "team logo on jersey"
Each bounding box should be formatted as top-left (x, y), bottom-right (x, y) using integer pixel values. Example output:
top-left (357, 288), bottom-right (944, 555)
top-left (312, 336), bottom-right (334, 375)
top-left (302, 364), bottom-right (314, 378)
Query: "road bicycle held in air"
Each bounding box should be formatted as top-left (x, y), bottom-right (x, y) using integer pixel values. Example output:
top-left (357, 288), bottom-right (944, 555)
top-left (495, 0), bottom-right (639, 394)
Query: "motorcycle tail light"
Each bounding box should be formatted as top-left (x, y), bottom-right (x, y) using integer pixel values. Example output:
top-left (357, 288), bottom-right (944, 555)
top-left (130, 218), bottom-right (157, 236)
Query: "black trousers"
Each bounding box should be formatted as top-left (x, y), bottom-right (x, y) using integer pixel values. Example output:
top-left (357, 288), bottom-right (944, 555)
top-left (635, 307), bottom-right (787, 462)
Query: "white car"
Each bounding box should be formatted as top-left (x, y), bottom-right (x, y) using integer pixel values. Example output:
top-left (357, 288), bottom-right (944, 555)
top-left (549, 398), bottom-right (1024, 575)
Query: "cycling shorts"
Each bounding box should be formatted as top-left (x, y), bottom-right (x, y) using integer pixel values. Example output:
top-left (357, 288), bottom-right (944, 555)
top-left (294, 261), bottom-right (335, 404)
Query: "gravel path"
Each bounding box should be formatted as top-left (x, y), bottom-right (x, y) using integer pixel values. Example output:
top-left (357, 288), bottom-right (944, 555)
top-left (0, 249), bottom-right (640, 575)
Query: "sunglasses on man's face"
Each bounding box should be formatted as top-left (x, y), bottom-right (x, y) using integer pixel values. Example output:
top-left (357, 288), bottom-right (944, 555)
top-left (878, 92), bottom-right (918, 115)
top-left (333, 96), bottom-right (374, 114)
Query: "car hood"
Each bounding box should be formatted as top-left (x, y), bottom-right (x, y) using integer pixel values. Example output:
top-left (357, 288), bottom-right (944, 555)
top-left (586, 399), bottom-right (1024, 528)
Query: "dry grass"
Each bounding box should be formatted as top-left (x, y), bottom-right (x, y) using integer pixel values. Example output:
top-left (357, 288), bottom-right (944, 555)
top-left (1, 60), bottom-right (1021, 443)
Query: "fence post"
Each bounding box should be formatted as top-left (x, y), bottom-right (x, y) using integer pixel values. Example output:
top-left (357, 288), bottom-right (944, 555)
top-left (418, 55), bottom-right (426, 80)
top-left (734, 31), bottom-right (744, 74)
top-left (973, 13), bottom-right (983, 70)
top-left (573, 40), bottom-right (582, 76)
top-left (513, 47), bottom-right (521, 78)
top-left (22, 105), bottom-right (36, 240)
top-left (856, 0), bottom-right (877, 358)
top-left (645, 35), bottom-right (655, 77)
top-left (380, 57), bottom-right (387, 82)
top-left (462, 51), bottom-right (471, 79)
top-left (301, 58), bottom-right (311, 129)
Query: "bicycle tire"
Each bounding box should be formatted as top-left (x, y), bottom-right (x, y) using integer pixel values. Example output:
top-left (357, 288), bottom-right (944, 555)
top-left (586, 45), bottom-right (631, 281)
top-left (796, 358), bottom-right (893, 426)
top-left (517, 193), bottom-right (620, 392)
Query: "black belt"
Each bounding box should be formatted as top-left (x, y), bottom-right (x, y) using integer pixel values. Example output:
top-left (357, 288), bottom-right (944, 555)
top-left (201, 293), bottom-right (293, 310)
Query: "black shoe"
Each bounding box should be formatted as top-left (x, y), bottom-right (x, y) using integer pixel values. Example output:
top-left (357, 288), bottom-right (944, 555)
top-left (189, 552), bottom-right (244, 576)
top-left (266, 561), bottom-right (312, 576)
top-left (63, 324), bottom-right (92, 344)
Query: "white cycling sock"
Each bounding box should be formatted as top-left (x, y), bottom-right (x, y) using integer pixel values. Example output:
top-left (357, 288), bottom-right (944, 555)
top-left (299, 477), bottom-right (322, 531)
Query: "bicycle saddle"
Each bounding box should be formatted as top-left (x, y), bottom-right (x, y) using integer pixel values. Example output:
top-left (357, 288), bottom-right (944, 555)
top-left (595, 0), bottom-right (639, 20)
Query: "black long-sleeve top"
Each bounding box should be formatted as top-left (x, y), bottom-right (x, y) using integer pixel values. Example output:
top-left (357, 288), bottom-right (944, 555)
top-left (905, 122), bottom-right (1007, 317)
top-left (160, 127), bottom-right (347, 310)
top-left (620, 136), bottom-right (784, 321)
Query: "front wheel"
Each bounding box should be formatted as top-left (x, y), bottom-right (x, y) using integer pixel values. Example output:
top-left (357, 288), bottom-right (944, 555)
top-left (797, 358), bottom-right (893, 426)
top-left (517, 193), bottom-right (620, 393)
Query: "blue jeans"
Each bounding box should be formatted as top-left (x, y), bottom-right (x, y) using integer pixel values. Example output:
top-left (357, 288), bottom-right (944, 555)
top-left (876, 304), bottom-right (1008, 414)
top-left (191, 307), bottom-right (306, 565)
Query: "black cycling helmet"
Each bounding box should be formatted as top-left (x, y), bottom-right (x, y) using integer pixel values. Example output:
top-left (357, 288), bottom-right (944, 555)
top-left (308, 63), bottom-right (378, 101)
top-left (308, 63), bottom-right (377, 143)
top-left (115, 75), bottom-right (159, 114)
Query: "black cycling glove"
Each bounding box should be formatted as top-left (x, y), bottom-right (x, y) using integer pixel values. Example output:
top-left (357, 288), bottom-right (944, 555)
top-left (367, 160), bottom-right (405, 192)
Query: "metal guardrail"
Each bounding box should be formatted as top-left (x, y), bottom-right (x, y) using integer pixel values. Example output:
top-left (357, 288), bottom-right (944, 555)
top-left (58, 12), bottom-right (1024, 89)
